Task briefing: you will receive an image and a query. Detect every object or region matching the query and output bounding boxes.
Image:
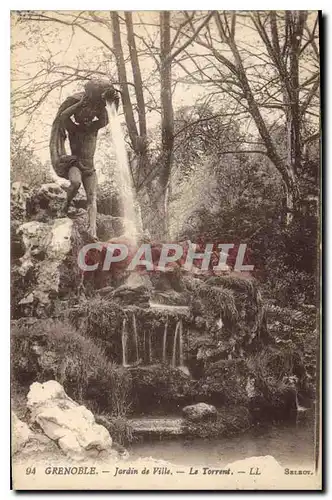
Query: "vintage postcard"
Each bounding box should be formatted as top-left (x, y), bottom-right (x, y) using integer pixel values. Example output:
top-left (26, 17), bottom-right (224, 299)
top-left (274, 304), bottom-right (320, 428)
top-left (10, 10), bottom-right (322, 490)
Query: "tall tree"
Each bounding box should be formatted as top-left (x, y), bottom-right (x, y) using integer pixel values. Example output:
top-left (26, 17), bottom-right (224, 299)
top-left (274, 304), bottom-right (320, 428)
top-left (174, 11), bottom-right (320, 223)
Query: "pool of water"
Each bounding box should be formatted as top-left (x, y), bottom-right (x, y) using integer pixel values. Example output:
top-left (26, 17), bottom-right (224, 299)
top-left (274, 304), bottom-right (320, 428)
top-left (129, 419), bottom-right (316, 468)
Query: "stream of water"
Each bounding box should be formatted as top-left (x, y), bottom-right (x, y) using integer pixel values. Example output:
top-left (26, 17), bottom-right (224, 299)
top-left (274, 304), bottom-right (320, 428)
top-left (106, 102), bottom-right (138, 241)
top-left (129, 420), bottom-right (316, 468)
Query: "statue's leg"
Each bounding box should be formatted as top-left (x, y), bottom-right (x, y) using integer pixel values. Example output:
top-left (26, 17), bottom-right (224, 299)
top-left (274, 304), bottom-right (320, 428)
top-left (66, 166), bottom-right (82, 211)
top-left (82, 170), bottom-right (97, 240)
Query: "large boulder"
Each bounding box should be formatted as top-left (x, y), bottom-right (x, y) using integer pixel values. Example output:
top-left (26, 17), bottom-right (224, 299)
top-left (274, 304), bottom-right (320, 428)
top-left (27, 381), bottom-right (113, 461)
top-left (182, 402), bottom-right (217, 422)
top-left (16, 218), bottom-right (74, 315)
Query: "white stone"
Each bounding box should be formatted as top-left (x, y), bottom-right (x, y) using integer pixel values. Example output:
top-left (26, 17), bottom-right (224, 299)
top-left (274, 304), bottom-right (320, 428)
top-left (18, 218), bottom-right (73, 306)
top-left (27, 380), bottom-right (68, 407)
top-left (182, 402), bottom-right (217, 421)
top-left (27, 381), bottom-right (112, 460)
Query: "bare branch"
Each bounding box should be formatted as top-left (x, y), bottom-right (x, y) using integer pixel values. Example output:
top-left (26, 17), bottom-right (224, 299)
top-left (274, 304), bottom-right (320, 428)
top-left (167, 11), bottom-right (215, 63)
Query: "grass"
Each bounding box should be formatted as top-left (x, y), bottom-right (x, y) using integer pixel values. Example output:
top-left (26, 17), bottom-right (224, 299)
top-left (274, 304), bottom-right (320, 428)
top-left (95, 414), bottom-right (134, 445)
top-left (11, 318), bottom-right (132, 416)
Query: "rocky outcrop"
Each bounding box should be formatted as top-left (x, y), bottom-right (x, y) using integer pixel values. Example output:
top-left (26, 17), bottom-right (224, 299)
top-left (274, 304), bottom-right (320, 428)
top-left (24, 180), bottom-right (140, 221)
top-left (182, 402), bottom-right (217, 422)
top-left (27, 381), bottom-right (113, 461)
top-left (11, 181), bottom-right (149, 315)
top-left (15, 218), bottom-right (73, 315)
top-left (27, 182), bottom-right (67, 219)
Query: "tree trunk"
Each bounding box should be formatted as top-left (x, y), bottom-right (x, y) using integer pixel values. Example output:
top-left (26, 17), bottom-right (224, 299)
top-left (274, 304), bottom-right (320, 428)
top-left (221, 12), bottom-right (302, 225)
top-left (111, 12), bottom-right (139, 147)
top-left (159, 11), bottom-right (174, 238)
top-left (125, 12), bottom-right (147, 140)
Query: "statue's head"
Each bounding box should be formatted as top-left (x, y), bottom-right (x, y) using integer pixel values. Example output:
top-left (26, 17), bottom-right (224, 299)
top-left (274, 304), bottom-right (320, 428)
top-left (74, 79), bottom-right (120, 125)
top-left (84, 79), bottom-right (118, 103)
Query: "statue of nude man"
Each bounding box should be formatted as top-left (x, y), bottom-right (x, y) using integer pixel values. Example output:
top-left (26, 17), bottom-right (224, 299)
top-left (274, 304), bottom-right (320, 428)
top-left (50, 79), bottom-right (119, 240)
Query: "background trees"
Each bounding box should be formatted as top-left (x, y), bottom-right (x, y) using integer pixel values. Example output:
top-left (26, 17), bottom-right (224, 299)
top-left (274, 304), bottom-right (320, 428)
top-left (11, 126), bottom-right (53, 187)
top-left (172, 11), bottom-right (320, 223)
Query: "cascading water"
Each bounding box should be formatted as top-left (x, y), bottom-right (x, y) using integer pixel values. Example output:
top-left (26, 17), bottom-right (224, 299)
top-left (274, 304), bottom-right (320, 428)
top-left (106, 101), bottom-right (139, 241)
top-left (132, 312), bottom-right (139, 362)
top-left (172, 321), bottom-right (180, 368)
top-left (143, 331), bottom-right (146, 363)
top-left (178, 320), bottom-right (184, 367)
top-left (148, 331), bottom-right (152, 364)
top-left (122, 317), bottom-right (128, 367)
top-left (162, 319), bottom-right (168, 364)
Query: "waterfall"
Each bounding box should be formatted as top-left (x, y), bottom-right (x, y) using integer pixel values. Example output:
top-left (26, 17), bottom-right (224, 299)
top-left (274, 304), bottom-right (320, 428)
top-left (121, 318), bottom-right (128, 367)
top-left (172, 321), bottom-right (180, 368)
top-left (132, 312), bottom-right (139, 362)
top-left (148, 331), bottom-right (152, 364)
top-left (106, 102), bottom-right (138, 241)
top-left (179, 320), bottom-right (184, 366)
top-left (162, 319), bottom-right (168, 364)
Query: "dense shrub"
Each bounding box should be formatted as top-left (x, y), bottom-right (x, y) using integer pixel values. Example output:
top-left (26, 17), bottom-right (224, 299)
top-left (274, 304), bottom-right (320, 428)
top-left (11, 319), bottom-right (132, 415)
top-left (175, 118), bottom-right (319, 308)
top-left (250, 216), bottom-right (318, 306)
top-left (95, 414), bottom-right (134, 445)
top-left (245, 345), bottom-right (309, 421)
top-left (266, 304), bottom-right (318, 396)
top-left (67, 297), bottom-right (126, 362)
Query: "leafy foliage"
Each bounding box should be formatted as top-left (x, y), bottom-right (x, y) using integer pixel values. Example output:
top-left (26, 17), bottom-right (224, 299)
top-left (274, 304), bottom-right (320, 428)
top-left (11, 126), bottom-right (52, 187)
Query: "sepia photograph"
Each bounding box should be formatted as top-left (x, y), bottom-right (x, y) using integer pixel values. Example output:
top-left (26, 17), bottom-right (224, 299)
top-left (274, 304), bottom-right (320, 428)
top-left (10, 9), bottom-right (321, 490)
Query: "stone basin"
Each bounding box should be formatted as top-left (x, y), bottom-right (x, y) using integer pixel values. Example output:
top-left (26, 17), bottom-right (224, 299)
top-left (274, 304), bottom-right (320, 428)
top-left (129, 417), bottom-right (184, 436)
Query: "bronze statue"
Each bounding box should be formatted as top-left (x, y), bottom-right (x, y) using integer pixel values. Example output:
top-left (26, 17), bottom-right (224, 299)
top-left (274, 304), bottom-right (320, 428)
top-left (50, 79), bottom-right (119, 240)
